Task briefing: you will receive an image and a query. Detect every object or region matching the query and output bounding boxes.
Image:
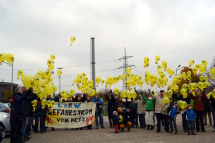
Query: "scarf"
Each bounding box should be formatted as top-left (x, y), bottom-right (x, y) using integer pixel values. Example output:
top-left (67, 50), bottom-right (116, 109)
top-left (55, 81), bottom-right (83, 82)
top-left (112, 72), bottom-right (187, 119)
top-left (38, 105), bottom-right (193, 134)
top-left (197, 96), bottom-right (201, 104)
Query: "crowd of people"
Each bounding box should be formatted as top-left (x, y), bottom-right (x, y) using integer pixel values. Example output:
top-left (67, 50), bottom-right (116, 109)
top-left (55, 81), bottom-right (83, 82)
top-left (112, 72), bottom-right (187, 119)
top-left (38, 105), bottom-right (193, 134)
top-left (8, 84), bottom-right (215, 143)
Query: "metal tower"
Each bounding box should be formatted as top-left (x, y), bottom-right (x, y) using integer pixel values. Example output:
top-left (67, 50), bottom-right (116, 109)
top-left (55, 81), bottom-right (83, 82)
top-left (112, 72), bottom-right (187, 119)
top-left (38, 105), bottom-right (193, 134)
top-left (116, 47), bottom-right (135, 90)
top-left (90, 37), bottom-right (96, 89)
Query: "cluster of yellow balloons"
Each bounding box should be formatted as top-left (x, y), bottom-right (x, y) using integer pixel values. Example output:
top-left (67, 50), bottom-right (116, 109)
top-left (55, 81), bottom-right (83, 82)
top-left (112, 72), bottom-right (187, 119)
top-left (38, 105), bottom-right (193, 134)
top-left (17, 55), bottom-right (58, 99)
top-left (60, 89), bottom-right (75, 101)
top-left (40, 99), bottom-right (55, 107)
top-left (72, 73), bottom-right (100, 96)
top-left (189, 60), bottom-right (208, 75)
top-left (210, 67), bottom-right (215, 79)
top-left (143, 57), bottom-right (149, 68)
top-left (0, 53), bottom-right (14, 66)
top-left (207, 90), bottom-right (215, 99)
top-left (120, 90), bottom-right (137, 99)
top-left (178, 100), bottom-right (187, 109)
top-left (96, 76), bottom-right (105, 87)
top-left (70, 36), bottom-right (75, 46)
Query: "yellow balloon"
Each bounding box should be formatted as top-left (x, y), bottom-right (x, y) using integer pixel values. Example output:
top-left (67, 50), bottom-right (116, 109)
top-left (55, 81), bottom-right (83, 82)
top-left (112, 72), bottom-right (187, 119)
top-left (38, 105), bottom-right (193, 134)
top-left (47, 59), bottom-right (53, 66)
top-left (41, 99), bottom-right (47, 106)
top-left (6, 53), bottom-right (14, 63)
top-left (199, 76), bottom-right (204, 81)
top-left (70, 36), bottom-right (75, 42)
top-left (48, 63), bottom-right (54, 71)
top-left (57, 69), bottom-right (62, 77)
top-left (155, 55), bottom-right (160, 64)
top-left (202, 60), bottom-right (207, 66)
top-left (126, 67), bottom-right (131, 74)
top-left (50, 54), bottom-right (55, 60)
top-left (0, 53), bottom-right (6, 62)
top-left (189, 60), bottom-right (194, 67)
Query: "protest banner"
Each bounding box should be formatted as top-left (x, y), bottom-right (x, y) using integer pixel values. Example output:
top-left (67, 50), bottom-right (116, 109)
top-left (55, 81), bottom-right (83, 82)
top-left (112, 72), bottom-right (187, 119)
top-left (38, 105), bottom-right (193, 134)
top-left (45, 102), bottom-right (96, 128)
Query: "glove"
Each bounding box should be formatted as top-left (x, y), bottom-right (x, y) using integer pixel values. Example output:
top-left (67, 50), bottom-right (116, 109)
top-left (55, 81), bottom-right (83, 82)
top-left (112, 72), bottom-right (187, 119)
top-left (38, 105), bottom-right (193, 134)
top-left (26, 88), bottom-right (33, 95)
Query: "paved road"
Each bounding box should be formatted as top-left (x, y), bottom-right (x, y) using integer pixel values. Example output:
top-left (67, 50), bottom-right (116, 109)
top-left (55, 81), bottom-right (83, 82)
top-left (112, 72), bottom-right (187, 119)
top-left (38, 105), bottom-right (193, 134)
top-left (3, 116), bottom-right (215, 143)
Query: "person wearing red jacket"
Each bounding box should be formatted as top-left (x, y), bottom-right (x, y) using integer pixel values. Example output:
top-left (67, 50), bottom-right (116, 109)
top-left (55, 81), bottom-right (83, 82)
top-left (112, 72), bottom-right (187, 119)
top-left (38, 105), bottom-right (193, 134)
top-left (190, 88), bottom-right (207, 132)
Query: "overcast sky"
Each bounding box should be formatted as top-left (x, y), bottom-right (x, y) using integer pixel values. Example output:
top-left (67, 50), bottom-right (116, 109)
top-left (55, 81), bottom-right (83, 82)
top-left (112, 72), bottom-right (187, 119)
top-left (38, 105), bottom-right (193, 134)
top-left (1, 0), bottom-right (215, 94)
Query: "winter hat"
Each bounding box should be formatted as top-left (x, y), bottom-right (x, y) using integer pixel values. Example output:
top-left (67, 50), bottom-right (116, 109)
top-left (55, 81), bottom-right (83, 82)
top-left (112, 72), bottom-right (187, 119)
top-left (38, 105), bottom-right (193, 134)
top-left (118, 107), bottom-right (122, 112)
top-left (113, 111), bottom-right (117, 115)
top-left (187, 104), bottom-right (191, 109)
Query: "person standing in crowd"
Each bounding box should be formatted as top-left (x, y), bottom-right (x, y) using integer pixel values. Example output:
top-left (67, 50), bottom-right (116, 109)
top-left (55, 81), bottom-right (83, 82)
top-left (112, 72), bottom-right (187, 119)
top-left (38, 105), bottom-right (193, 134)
top-left (177, 91), bottom-right (191, 132)
top-left (86, 95), bottom-right (92, 130)
top-left (190, 89), bottom-right (207, 132)
top-left (105, 89), bottom-right (116, 128)
top-left (10, 87), bottom-right (35, 143)
top-left (142, 91), bottom-right (155, 130)
top-left (38, 99), bottom-right (48, 133)
top-left (118, 107), bottom-right (132, 131)
top-left (209, 90), bottom-right (215, 132)
top-left (21, 87), bottom-right (34, 142)
top-left (151, 89), bottom-right (170, 133)
top-left (75, 93), bottom-right (87, 130)
top-left (134, 88), bottom-right (146, 129)
top-left (169, 99), bottom-right (180, 134)
top-left (112, 111), bottom-right (120, 133)
top-left (129, 97), bottom-right (138, 128)
top-left (92, 93), bottom-right (105, 129)
top-left (203, 97), bottom-right (212, 125)
top-left (31, 98), bottom-right (40, 133)
top-left (185, 104), bottom-right (197, 135)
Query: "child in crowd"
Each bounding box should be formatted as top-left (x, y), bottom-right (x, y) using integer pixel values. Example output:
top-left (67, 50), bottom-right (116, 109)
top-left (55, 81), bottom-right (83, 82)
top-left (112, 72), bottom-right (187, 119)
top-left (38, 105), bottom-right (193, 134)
top-left (112, 111), bottom-right (120, 133)
top-left (185, 104), bottom-right (197, 135)
top-left (169, 100), bottom-right (180, 134)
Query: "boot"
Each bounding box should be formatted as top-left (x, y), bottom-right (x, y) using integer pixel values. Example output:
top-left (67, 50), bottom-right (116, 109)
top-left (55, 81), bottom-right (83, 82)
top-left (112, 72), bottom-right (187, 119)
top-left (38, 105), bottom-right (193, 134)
top-left (121, 129), bottom-right (124, 132)
top-left (191, 130), bottom-right (196, 135)
top-left (150, 126), bottom-right (154, 130)
top-left (147, 125), bottom-right (150, 130)
top-left (175, 128), bottom-right (178, 134)
top-left (34, 126), bottom-right (39, 133)
top-left (170, 128), bottom-right (174, 133)
top-left (128, 128), bottom-right (130, 132)
top-left (188, 130), bottom-right (190, 135)
top-left (32, 125), bottom-right (35, 131)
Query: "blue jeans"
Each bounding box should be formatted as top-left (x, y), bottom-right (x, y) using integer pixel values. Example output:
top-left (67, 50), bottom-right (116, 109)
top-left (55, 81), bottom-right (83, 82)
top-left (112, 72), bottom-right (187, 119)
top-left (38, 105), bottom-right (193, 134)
top-left (187, 121), bottom-right (195, 130)
top-left (40, 116), bottom-right (46, 130)
top-left (139, 114), bottom-right (146, 127)
top-left (95, 112), bottom-right (104, 128)
top-left (182, 113), bottom-right (187, 130)
top-left (31, 113), bottom-right (39, 129)
top-left (169, 117), bottom-right (177, 130)
top-left (21, 117), bottom-right (30, 138)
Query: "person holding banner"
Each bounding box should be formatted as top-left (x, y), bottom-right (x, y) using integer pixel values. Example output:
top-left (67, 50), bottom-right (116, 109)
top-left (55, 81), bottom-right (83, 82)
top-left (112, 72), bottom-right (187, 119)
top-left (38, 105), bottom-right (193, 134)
top-left (92, 93), bottom-right (105, 129)
top-left (86, 96), bottom-right (92, 130)
top-left (105, 89), bottom-right (116, 128)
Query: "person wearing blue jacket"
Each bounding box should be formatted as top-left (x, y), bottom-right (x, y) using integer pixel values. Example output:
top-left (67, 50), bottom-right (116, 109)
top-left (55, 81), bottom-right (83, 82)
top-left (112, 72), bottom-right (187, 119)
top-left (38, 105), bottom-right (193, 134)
top-left (185, 104), bottom-right (197, 135)
top-left (10, 87), bottom-right (35, 143)
top-left (38, 100), bottom-right (49, 133)
top-left (169, 100), bottom-right (180, 134)
top-left (92, 93), bottom-right (105, 129)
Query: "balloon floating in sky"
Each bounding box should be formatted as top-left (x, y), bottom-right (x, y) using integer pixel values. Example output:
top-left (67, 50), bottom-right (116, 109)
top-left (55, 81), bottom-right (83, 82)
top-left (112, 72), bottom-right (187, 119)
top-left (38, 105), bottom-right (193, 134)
top-left (70, 36), bottom-right (75, 46)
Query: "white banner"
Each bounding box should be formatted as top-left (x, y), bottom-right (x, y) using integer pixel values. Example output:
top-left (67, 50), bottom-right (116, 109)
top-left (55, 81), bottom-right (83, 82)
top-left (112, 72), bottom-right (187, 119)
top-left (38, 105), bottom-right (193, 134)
top-left (45, 102), bottom-right (96, 128)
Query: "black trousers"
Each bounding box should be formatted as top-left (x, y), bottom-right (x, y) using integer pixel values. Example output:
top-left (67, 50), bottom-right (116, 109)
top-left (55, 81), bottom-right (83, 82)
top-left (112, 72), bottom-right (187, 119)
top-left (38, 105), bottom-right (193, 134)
top-left (156, 113), bottom-right (169, 132)
top-left (108, 111), bottom-right (113, 127)
top-left (10, 116), bottom-right (24, 143)
top-left (195, 111), bottom-right (204, 131)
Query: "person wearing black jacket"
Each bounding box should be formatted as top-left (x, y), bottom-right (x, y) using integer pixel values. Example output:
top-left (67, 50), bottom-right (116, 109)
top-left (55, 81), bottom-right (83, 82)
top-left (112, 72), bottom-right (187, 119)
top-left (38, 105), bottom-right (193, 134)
top-left (105, 89), bottom-right (116, 128)
top-left (177, 93), bottom-right (191, 132)
top-left (10, 87), bottom-right (35, 143)
top-left (74, 93), bottom-right (87, 130)
top-left (118, 107), bottom-right (132, 131)
top-left (31, 98), bottom-right (40, 133)
top-left (203, 98), bottom-right (212, 125)
top-left (38, 100), bottom-right (48, 133)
